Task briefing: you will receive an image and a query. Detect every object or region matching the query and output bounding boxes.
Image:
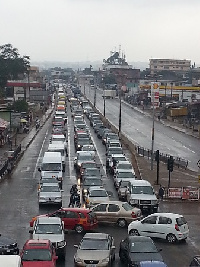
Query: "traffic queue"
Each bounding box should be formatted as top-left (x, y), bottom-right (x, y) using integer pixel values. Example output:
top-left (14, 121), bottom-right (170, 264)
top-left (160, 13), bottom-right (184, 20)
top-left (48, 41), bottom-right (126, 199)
top-left (0, 82), bottom-right (190, 267)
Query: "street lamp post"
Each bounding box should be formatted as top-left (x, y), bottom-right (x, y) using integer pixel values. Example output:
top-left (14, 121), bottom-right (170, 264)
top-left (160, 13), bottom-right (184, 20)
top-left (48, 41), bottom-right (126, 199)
top-left (119, 89), bottom-right (122, 135)
top-left (165, 83), bottom-right (167, 103)
top-left (170, 82), bottom-right (173, 99)
top-left (150, 90), bottom-right (155, 170)
top-left (103, 93), bottom-right (106, 117)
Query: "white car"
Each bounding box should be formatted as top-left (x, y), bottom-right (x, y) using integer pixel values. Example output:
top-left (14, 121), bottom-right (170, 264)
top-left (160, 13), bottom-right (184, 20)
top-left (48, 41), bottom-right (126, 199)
top-left (81, 144), bottom-right (96, 158)
top-left (38, 183), bottom-right (63, 206)
top-left (128, 212), bottom-right (189, 243)
top-left (86, 186), bottom-right (110, 208)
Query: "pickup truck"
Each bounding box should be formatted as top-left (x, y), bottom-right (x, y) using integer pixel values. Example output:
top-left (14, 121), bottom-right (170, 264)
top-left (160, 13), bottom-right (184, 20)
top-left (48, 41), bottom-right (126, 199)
top-left (102, 89), bottom-right (116, 99)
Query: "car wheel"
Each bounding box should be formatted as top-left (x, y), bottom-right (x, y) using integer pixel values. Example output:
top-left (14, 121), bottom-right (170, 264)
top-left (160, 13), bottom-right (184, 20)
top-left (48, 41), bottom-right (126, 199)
top-left (117, 218), bottom-right (127, 228)
top-left (75, 224), bottom-right (84, 234)
top-left (166, 233), bottom-right (177, 243)
top-left (129, 229), bottom-right (140, 236)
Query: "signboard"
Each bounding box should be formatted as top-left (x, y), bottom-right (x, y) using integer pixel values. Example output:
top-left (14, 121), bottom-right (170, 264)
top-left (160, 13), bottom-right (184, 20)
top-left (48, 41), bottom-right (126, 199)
top-left (182, 187), bottom-right (199, 200)
top-left (151, 82), bottom-right (160, 108)
top-left (167, 187), bottom-right (182, 199)
top-left (11, 112), bottom-right (21, 127)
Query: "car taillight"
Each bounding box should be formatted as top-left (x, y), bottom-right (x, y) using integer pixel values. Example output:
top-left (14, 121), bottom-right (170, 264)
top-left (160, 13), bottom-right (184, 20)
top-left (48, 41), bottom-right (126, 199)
top-left (175, 224), bottom-right (180, 231)
top-left (131, 212), bottom-right (136, 218)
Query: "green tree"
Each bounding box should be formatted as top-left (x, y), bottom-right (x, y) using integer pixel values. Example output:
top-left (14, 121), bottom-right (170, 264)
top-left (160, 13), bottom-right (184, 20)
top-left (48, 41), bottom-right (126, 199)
top-left (0, 44), bottom-right (30, 97)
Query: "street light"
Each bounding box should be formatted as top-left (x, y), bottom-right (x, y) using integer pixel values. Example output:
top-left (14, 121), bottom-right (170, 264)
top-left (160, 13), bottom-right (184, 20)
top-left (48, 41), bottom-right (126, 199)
top-left (170, 82), bottom-right (173, 99)
top-left (118, 88), bottom-right (122, 135)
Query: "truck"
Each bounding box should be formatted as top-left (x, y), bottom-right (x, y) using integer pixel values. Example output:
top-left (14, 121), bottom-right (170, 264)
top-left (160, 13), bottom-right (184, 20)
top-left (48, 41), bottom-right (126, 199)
top-left (102, 89), bottom-right (116, 99)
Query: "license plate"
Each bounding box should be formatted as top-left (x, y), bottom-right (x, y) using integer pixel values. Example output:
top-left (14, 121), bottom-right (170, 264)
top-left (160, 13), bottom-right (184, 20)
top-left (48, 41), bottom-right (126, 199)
top-left (143, 206), bottom-right (148, 209)
top-left (86, 265), bottom-right (96, 267)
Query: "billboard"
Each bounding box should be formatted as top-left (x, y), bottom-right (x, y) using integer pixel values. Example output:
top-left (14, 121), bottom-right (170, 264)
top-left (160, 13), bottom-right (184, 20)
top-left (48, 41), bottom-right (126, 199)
top-left (151, 82), bottom-right (160, 108)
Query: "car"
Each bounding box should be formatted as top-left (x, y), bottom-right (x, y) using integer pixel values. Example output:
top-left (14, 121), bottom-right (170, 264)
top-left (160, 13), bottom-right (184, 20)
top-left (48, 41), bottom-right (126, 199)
top-left (128, 212), bottom-right (189, 243)
top-left (190, 256), bottom-right (200, 266)
top-left (91, 201), bottom-right (142, 228)
top-left (119, 236), bottom-right (163, 266)
top-left (79, 161), bottom-right (98, 178)
top-left (81, 167), bottom-right (102, 180)
top-left (20, 239), bottom-right (58, 266)
top-left (82, 177), bottom-right (103, 198)
top-left (114, 160), bottom-right (134, 175)
top-left (74, 151), bottom-right (95, 172)
top-left (38, 183), bottom-right (63, 206)
top-left (126, 180), bottom-right (158, 214)
top-left (108, 154), bottom-right (128, 174)
top-left (105, 147), bottom-right (123, 167)
top-left (81, 144), bottom-right (96, 158)
top-left (114, 170), bottom-right (136, 189)
top-left (29, 207), bottom-right (98, 234)
top-left (29, 217), bottom-right (67, 259)
top-left (118, 180), bottom-right (131, 200)
top-left (75, 137), bottom-right (93, 151)
top-left (74, 233), bottom-right (115, 267)
top-left (0, 234), bottom-right (19, 255)
top-left (85, 186), bottom-right (110, 208)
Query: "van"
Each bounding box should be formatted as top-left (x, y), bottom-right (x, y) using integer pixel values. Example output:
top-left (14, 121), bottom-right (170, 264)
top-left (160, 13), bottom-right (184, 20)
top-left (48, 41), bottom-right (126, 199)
top-left (0, 255), bottom-right (22, 267)
top-left (48, 141), bottom-right (66, 171)
top-left (38, 151), bottom-right (63, 181)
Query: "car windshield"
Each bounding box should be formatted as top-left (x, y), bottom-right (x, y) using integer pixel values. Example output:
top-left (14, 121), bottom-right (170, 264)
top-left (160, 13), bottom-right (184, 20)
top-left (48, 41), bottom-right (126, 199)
top-left (120, 181), bottom-right (130, 187)
top-left (22, 249), bottom-right (52, 261)
top-left (130, 240), bottom-right (158, 253)
top-left (117, 164), bottom-right (132, 169)
top-left (82, 146), bottom-right (94, 151)
top-left (85, 169), bottom-right (100, 176)
top-left (84, 179), bottom-right (102, 186)
top-left (54, 118), bottom-right (63, 122)
top-left (41, 186), bottom-right (60, 192)
top-left (52, 137), bottom-right (65, 142)
top-left (118, 172), bottom-right (134, 178)
top-left (114, 157), bottom-right (126, 162)
top-left (131, 186), bottom-right (154, 195)
top-left (42, 163), bottom-right (61, 171)
top-left (122, 202), bottom-right (134, 211)
top-left (82, 163), bottom-right (96, 168)
top-left (79, 154), bottom-right (93, 161)
top-left (80, 239), bottom-right (109, 250)
top-left (78, 138), bottom-right (90, 144)
top-left (35, 224), bottom-right (62, 234)
top-left (108, 148), bottom-right (122, 154)
top-left (90, 190), bottom-right (107, 197)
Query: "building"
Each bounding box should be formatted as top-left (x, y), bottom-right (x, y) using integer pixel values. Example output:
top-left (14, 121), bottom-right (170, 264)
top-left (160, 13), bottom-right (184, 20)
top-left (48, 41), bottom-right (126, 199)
top-left (150, 59), bottom-right (191, 75)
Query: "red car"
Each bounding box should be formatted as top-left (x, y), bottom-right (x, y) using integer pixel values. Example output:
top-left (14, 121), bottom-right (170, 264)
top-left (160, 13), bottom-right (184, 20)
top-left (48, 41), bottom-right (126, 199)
top-left (21, 239), bottom-right (58, 267)
top-left (30, 207), bottom-right (98, 234)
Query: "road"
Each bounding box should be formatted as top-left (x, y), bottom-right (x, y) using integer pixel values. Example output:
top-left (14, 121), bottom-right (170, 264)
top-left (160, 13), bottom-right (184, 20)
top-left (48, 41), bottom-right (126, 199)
top-left (0, 99), bottom-right (200, 267)
top-left (83, 84), bottom-right (200, 172)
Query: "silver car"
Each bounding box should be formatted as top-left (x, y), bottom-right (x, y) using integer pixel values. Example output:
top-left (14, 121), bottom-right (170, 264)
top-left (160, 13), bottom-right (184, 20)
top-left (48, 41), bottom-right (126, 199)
top-left (38, 183), bottom-right (63, 206)
top-left (74, 233), bottom-right (115, 267)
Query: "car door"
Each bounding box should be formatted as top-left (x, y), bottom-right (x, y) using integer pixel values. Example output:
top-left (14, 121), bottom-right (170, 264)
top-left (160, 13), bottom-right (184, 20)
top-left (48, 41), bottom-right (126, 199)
top-left (92, 204), bottom-right (107, 222)
top-left (107, 204), bottom-right (120, 223)
top-left (156, 215), bottom-right (173, 239)
top-left (62, 210), bottom-right (79, 230)
top-left (139, 215), bottom-right (157, 238)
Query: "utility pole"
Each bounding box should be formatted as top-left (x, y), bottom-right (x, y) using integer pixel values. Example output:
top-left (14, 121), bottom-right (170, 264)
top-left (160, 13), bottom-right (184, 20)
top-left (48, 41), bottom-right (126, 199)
top-left (119, 88), bottom-right (122, 134)
top-left (151, 88), bottom-right (155, 170)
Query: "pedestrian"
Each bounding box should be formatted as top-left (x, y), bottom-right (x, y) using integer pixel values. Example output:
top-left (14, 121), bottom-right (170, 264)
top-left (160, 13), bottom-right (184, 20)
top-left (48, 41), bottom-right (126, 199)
top-left (158, 185), bottom-right (165, 200)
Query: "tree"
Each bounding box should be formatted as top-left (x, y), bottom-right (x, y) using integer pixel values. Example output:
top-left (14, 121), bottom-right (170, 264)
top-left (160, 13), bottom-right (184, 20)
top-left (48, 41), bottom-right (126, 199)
top-left (7, 100), bottom-right (28, 113)
top-left (0, 44), bottom-right (30, 97)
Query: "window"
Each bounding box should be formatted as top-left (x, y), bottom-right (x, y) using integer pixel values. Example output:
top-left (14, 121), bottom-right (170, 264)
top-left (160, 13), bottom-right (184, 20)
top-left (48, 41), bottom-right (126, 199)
top-left (108, 204), bottom-right (120, 212)
top-left (79, 212), bottom-right (86, 219)
top-left (64, 211), bottom-right (78, 218)
top-left (158, 216), bottom-right (172, 224)
top-left (93, 204), bottom-right (107, 212)
top-left (143, 216), bottom-right (157, 224)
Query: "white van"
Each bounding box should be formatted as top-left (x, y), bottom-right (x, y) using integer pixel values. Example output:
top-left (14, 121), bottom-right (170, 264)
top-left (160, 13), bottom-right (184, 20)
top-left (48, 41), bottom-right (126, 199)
top-left (0, 255), bottom-right (22, 267)
top-left (48, 141), bottom-right (66, 171)
top-left (38, 152), bottom-right (63, 181)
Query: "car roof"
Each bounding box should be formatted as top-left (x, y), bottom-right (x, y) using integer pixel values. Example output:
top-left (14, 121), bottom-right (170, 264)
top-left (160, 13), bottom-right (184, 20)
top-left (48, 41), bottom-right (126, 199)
top-left (61, 207), bottom-right (91, 213)
top-left (117, 161), bottom-right (131, 164)
top-left (128, 236), bottom-right (153, 242)
top-left (93, 200), bottom-right (126, 205)
top-left (130, 180), bottom-right (152, 186)
top-left (83, 233), bottom-right (109, 239)
top-left (24, 239), bottom-right (51, 249)
top-left (89, 186), bottom-right (105, 191)
top-left (37, 217), bottom-right (61, 224)
top-left (151, 213), bottom-right (185, 218)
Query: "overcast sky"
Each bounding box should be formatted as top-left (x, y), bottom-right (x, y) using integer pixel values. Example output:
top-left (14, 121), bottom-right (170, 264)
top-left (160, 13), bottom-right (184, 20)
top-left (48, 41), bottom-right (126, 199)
top-left (0, 0), bottom-right (200, 64)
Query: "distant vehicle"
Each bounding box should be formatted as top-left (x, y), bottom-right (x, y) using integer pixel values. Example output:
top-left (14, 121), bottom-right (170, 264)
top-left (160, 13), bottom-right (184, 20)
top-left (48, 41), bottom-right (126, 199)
top-left (128, 212), bottom-right (189, 243)
top-left (119, 236), bottom-right (163, 266)
top-left (74, 233), bottom-right (115, 267)
top-left (20, 239), bottom-right (58, 266)
top-left (102, 89), bottom-right (116, 99)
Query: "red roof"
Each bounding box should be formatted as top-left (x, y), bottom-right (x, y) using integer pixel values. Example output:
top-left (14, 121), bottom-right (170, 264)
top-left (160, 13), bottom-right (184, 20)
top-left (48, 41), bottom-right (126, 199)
top-left (7, 81), bottom-right (40, 88)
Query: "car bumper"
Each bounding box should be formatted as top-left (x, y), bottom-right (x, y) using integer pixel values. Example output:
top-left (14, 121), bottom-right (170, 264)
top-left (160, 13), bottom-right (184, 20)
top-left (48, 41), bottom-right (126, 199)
top-left (39, 199), bottom-right (62, 204)
top-left (74, 262), bottom-right (110, 267)
top-left (176, 231), bottom-right (189, 240)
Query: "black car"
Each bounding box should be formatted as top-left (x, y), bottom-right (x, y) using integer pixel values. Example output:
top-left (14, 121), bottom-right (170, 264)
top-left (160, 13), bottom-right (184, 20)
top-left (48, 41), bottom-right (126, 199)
top-left (0, 234), bottom-right (19, 255)
top-left (119, 236), bottom-right (163, 266)
top-left (190, 256), bottom-right (200, 266)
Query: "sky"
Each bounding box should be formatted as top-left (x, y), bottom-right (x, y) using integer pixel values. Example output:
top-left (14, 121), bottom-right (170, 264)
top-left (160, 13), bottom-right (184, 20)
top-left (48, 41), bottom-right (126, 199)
top-left (0, 0), bottom-right (200, 65)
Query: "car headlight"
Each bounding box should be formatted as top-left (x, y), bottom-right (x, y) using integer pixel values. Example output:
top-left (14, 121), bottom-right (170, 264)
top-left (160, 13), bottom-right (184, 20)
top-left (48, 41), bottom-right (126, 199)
top-left (74, 255), bottom-right (83, 264)
top-left (101, 256), bottom-right (110, 263)
top-left (57, 240), bottom-right (65, 247)
top-left (78, 144), bottom-right (81, 147)
top-left (84, 189), bottom-right (88, 193)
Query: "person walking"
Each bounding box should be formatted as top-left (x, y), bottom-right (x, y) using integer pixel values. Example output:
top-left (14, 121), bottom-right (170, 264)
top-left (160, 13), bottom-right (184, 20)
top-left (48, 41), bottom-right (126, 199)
top-left (158, 185), bottom-right (165, 201)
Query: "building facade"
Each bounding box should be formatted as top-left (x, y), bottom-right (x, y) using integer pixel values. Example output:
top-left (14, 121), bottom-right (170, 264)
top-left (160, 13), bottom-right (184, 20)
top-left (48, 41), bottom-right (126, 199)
top-left (150, 59), bottom-right (191, 75)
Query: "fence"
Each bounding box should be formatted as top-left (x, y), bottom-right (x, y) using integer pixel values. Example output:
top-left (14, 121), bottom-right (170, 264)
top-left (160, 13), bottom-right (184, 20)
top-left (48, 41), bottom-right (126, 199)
top-left (135, 145), bottom-right (188, 169)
